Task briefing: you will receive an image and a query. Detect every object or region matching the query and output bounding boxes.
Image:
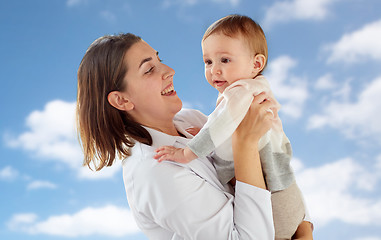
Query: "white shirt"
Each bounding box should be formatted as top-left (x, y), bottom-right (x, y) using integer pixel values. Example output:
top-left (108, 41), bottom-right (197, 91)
top-left (122, 109), bottom-right (274, 240)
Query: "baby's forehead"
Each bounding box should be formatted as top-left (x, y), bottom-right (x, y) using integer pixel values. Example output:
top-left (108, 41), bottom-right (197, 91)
top-left (202, 34), bottom-right (254, 57)
top-left (214, 32), bottom-right (254, 49)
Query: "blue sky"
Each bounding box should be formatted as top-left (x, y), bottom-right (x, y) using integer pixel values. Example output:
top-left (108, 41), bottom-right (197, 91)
top-left (1, 0), bottom-right (381, 239)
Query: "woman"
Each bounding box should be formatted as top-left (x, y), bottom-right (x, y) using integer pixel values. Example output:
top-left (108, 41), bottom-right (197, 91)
top-left (76, 33), bottom-right (312, 239)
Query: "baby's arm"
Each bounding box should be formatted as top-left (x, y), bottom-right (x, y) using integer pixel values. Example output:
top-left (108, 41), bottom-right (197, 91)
top-left (154, 127), bottom-right (200, 163)
top-left (155, 146), bottom-right (198, 163)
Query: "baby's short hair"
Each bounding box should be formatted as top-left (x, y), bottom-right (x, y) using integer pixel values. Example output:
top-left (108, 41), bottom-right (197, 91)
top-left (203, 14), bottom-right (268, 68)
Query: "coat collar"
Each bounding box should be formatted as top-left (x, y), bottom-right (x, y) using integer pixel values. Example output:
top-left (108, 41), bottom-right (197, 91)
top-left (142, 120), bottom-right (227, 193)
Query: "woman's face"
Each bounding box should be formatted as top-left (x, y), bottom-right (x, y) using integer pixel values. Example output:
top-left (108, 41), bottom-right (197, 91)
top-left (122, 40), bottom-right (182, 130)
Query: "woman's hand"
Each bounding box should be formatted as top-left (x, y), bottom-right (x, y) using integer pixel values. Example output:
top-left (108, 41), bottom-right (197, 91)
top-left (232, 92), bottom-right (277, 189)
top-left (233, 92), bottom-right (276, 145)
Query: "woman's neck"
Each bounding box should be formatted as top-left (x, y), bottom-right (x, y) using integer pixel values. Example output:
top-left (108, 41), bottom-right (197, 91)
top-left (133, 111), bottom-right (181, 136)
top-left (149, 124), bottom-right (180, 136)
top-left (142, 117), bottom-right (180, 136)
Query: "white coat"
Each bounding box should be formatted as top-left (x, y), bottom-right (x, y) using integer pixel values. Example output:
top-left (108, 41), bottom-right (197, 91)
top-left (122, 109), bottom-right (275, 240)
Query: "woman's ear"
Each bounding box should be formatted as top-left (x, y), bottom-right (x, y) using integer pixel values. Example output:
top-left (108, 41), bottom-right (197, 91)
top-left (253, 54), bottom-right (266, 74)
top-left (107, 91), bottom-right (134, 111)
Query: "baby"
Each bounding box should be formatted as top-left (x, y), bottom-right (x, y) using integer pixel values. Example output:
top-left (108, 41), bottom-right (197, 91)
top-left (156, 14), bottom-right (306, 239)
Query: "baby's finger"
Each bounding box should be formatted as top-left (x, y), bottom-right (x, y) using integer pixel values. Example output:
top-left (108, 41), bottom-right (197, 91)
top-left (157, 155), bottom-right (167, 162)
top-left (155, 147), bottom-right (164, 153)
top-left (155, 148), bottom-right (171, 158)
top-left (156, 146), bottom-right (170, 152)
top-left (154, 152), bottom-right (164, 159)
top-left (158, 154), bottom-right (175, 163)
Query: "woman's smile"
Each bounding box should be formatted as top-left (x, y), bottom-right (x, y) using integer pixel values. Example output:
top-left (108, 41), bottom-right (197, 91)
top-left (161, 83), bottom-right (176, 96)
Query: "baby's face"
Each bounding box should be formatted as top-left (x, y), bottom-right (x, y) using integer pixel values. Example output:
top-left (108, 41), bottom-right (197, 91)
top-left (202, 33), bottom-right (258, 93)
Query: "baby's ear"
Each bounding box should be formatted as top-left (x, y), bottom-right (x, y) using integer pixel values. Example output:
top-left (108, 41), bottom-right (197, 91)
top-left (253, 54), bottom-right (266, 73)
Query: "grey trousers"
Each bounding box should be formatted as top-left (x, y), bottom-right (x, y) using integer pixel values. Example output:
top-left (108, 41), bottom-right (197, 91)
top-left (272, 181), bottom-right (306, 240)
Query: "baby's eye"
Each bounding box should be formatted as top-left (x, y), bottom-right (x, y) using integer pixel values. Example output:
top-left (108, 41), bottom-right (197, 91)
top-left (221, 58), bottom-right (230, 63)
top-left (204, 59), bottom-right (212, 65)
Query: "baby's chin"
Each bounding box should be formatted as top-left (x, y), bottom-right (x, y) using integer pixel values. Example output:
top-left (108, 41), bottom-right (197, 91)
top-left (214, 81), bottom-right (230, 93)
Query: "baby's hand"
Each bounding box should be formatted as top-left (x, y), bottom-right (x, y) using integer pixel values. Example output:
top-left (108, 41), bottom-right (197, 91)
top-left (154, 146), bottom-right (192, 164)
top-left (186, 127), bottom-right (201, 136)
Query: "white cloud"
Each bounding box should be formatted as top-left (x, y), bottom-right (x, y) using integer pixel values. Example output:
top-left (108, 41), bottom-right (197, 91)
top-left (263, 0), bottom-right (339, 27)
top-left (308, 76), bottom-right (381, 143)
top-left (7, 205), bottom-right (139, 237)
top-left (325, 19), bottom-right (381, 63)
top-left (265, 55), bottom-right (309, 119)
top-left (27, 180), bottom-right (57, 191)
top-left (212, 0), bottom-right (239, 7)
top-left (315, 73), bottom-right (336, 90)
top-left (0, 166), bottom-right (19, 181)
top-left (4, 100), bottom-right (121, 180)
top-left (78, 160), bottom-right (122, 180)
top-left (181, 100), bottom-right (211, 114)
top-left (66, 0), bottom-right (88, 7)
top-left (7, 213), bottom-right (38, 232)
top-left (100, 10), bottom-right (117, 23)
top-left (6, 100), bottom-right (80, 168)
top-left (354, 238), bottom-right (381, 240)
top-left (162, 0), bottom-right (239, 8)
top-left (293, 157), bottom-right (381, 227)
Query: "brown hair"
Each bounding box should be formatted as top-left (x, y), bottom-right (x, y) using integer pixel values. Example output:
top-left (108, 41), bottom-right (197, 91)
top-left (76, 33), bottom-right (152, 171)
top-left (203, 14), bottom-right (268, 70)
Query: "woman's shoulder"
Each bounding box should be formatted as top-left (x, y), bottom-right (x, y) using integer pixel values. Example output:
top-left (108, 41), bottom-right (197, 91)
top-left (123, 142), bottom-right (187, 190)
top-left (174, 108), bottom-right (207, 128)
top-left (123, 143), bottom-right (194, 216)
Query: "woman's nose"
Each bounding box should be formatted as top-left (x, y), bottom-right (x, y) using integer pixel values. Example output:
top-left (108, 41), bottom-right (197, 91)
top-left (162, 63), bottom-right (175, 80)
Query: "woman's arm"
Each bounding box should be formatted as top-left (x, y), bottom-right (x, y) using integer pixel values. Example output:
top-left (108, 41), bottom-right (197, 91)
top-left (233, 92), bottom-right (275, 189)
top-left (229, 92), bottom-right (277, 239)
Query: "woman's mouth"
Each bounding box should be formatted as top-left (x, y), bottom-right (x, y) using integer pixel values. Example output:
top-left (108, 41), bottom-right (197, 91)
top-left (161, 84), bottom-right (176, 96)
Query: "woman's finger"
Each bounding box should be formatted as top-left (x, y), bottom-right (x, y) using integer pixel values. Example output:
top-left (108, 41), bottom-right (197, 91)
top-left (253, 92), bottom-right (270, 104)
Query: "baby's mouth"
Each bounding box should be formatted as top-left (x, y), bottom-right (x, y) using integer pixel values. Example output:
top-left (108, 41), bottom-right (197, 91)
top-left (161, 84), bottom-right (175, 96)
top-left (213, 80), bottom-right (227, 87)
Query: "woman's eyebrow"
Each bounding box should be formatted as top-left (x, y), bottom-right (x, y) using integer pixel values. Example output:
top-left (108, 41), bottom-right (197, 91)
top-left (138, 52), bottom-right (159, 69)
top-left (139, 57), bottom-right (152, 69)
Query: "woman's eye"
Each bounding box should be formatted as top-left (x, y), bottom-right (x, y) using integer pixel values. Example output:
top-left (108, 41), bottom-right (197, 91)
top-left (145, 67), bottom-right (154, 74)
top-left (221, 58), bottom-right (230, 63)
